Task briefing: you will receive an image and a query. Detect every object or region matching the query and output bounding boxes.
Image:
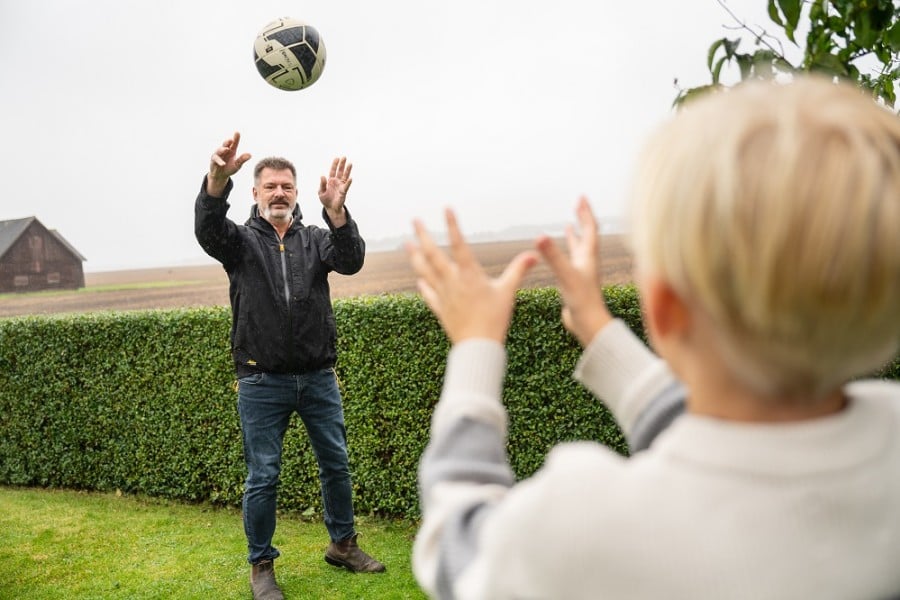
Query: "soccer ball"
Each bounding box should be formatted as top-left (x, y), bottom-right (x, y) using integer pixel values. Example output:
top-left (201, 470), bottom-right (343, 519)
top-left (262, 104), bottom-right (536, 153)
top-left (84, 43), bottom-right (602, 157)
top-left (253, 18), bottom-right (326, 91)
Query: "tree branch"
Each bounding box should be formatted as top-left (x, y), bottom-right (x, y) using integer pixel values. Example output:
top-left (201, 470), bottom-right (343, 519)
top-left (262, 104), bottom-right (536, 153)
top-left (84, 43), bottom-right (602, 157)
top-left (716, 0), bottom-right (789, 59)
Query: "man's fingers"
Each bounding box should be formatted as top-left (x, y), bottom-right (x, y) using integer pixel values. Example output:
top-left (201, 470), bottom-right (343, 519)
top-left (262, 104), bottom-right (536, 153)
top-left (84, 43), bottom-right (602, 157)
top-left (222, 131), bottom-right (241, 152)
top-left (213, 132), bottom-right (246, 171)
top-left (235, 153), bottom-right (252, 169)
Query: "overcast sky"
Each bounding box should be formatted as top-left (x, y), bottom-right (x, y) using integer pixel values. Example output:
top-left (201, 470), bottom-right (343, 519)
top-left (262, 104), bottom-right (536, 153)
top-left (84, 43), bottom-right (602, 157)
top-left (0, 1), bottom-right (777, 272)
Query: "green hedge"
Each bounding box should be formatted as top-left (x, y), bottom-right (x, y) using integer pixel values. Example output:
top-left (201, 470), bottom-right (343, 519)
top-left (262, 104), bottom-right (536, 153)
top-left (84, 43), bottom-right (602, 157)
top-left (0, 286), bottom-right (897, 520)
top-left (332, 286), bottom-right (643, 517)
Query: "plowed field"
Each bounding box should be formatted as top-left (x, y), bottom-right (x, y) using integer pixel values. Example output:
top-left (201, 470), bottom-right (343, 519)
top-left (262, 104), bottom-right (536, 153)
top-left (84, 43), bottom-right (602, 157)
top-left (0, 236), bottom-right (633, 318)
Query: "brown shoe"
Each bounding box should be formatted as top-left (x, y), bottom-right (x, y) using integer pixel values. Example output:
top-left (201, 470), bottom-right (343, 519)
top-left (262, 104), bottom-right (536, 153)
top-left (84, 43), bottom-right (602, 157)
top-left (324, 533), bottom-right (386, 573)
top-left (250, 559), bottom-right (284, 600)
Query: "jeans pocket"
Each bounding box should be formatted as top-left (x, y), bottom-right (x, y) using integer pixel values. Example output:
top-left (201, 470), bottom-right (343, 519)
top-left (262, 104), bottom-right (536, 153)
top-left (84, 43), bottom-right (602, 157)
top-left (239, 373), bottom-right (265, 386)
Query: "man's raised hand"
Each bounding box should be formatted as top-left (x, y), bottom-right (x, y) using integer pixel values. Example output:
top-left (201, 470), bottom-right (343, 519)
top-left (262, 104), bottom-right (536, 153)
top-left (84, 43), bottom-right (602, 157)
top-left (207, 132), bottom-right (252, 197)
top-left (319, 156), bottom-right (353, 227)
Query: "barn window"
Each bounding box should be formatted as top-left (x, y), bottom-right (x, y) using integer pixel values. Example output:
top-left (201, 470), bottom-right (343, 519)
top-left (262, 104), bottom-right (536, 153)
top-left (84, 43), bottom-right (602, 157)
top-left (30, 235), bottom-right (44, 273)
top-left (13, 275), bottom-right (29, 287)
top-left (47, 272), bottom-right (61, 285)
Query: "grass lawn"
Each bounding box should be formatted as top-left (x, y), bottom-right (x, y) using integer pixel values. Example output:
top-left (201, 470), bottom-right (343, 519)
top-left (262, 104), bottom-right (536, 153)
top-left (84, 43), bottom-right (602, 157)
top-left (0, 486), bottom-right (427, 599)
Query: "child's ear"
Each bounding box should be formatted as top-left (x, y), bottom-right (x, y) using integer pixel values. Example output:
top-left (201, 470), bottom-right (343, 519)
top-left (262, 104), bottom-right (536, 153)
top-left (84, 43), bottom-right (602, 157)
top-left (641, 275), bottom-right (691, 344)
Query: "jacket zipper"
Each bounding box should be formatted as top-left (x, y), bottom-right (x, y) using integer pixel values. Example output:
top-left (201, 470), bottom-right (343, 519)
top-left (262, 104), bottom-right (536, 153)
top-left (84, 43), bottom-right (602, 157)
top-left (279, 239), bottom-right (297, 370)
top-left (279, 243), bottom-right (290, 304)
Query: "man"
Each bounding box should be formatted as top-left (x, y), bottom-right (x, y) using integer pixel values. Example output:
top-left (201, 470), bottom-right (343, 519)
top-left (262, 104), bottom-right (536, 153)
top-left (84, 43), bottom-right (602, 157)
top-left (194, 132), bottom-right (384, 600)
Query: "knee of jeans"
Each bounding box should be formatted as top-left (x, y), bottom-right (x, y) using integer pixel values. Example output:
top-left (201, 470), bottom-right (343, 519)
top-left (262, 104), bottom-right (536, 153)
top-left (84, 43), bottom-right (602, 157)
top-left (317, 456), bottom-right (351, 479)
top-left (245, 454), bottom-right (282, 488)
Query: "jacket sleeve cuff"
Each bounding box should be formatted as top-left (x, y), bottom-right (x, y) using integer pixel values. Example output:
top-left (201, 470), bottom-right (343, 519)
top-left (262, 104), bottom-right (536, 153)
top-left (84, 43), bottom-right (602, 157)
top-left (322, 206), bottom-right (354, 232)
top-left (198, 175), bottom-right (233, 202)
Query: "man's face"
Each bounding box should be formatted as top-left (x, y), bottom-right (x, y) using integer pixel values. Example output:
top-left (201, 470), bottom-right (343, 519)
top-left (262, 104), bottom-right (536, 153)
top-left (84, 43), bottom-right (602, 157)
top-left (253, 168), bottom-right (297, 225)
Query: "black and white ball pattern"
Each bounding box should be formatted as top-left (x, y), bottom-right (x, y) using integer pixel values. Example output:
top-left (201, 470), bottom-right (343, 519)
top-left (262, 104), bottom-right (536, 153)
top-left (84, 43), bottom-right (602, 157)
top-left (254, 18), bottom-right (326, 91)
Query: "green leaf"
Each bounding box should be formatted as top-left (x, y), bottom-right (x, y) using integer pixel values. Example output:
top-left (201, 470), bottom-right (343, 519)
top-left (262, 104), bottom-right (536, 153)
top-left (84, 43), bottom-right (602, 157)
top-left (810, 52), bottom-right (849, 77)
top-left (827, 16), bottom-right (847, 36)
top-left (711, 56), bottom-right (727, 84)
top-left (809, 0), bottom-right (824, 21)
top-left (753, 49), bottom-right (776, 78)
top-left (869, 3), bottom-right (895, 31)
top-left (736, 54), bottom-right (753, 79)
top-left (853, 10), bottom-right (878, 49)
top-left (775, 57), bottom-right (797, 74)
top-left (887, 20), bottom-right (900, 52)
top-left (770, 0), bottom-right (802, 43)
top-left (881, 78), bottom-right (896, 108)
top-left (768, 0), bottom-right (784, 26)
top-left (784, 23), bottom-right (797, 44)
top-left (829, 0), bottom-right (853, 20)
top-left (707, 38), bottom-right (727, 70)
top-left (777, 0), bottom-right (802, 31)
top-left (723, 38), bottom-right (740, 58)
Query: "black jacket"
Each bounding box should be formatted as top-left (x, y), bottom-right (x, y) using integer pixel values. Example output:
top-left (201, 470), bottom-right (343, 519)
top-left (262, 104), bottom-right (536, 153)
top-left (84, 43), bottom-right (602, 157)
top-left (194, 177), bottom-right (365, 377)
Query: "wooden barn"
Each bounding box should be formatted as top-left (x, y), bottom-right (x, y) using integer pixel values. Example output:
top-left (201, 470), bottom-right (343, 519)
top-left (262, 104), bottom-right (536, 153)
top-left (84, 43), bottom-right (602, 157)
top-left (0, 217), bottom-right (86, 293)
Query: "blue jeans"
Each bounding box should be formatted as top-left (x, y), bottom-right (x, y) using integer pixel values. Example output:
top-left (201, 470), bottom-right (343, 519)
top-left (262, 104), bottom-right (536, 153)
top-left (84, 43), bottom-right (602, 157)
top-left (237, 369), bottom-right (355, 564)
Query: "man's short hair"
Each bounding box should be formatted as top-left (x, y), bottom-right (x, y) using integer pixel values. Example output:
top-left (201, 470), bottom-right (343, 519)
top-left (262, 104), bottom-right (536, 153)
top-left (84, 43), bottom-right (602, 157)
top-left (254, 157), bottom-right (297, 182)
top-left (628, 76), bottom-right (900, 398)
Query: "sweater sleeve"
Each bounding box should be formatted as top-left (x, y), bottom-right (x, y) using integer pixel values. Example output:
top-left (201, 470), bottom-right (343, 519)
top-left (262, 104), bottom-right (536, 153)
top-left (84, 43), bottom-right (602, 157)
top-left (413, 339), bottom-right (515, 600)
top-left (573, 319), bottom-right (686, 450)
top-left (414, 325), bottom-right (688, 598)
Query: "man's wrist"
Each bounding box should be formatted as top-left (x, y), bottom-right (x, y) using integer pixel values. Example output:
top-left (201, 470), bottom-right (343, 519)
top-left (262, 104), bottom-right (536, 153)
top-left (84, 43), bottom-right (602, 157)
top-left (206, 174), bottom-right (230, 198)
top-left (324, 206), bottom-right (348, 227)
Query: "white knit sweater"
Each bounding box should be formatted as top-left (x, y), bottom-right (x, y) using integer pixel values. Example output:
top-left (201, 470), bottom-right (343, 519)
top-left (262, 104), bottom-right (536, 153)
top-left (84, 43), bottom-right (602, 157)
top-left (413, 320), bottom-right (900, 599)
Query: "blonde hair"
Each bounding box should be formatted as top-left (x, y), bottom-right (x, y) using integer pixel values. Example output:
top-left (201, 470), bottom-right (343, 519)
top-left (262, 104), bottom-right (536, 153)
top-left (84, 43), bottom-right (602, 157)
top-left (629, 76), bottom-right (900, 398)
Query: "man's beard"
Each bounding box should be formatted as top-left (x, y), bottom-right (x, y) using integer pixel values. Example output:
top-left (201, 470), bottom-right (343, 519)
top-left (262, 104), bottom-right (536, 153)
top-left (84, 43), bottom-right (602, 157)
top-left (263, 203), bottom-right (293, 223)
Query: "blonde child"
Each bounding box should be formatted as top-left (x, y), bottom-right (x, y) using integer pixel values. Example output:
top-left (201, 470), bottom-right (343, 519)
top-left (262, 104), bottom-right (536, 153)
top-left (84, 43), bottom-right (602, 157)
top-left (408, 76), bottom-right (900, 599)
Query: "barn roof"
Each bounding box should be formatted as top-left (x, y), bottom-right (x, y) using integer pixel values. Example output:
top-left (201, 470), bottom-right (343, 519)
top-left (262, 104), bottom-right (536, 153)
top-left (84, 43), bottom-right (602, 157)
top-left (0, 216), bottom-right (87, 262)
top-left (49, 229), bottom-right (87, 261)
top-left (0, 217), bottom-right (35, 259)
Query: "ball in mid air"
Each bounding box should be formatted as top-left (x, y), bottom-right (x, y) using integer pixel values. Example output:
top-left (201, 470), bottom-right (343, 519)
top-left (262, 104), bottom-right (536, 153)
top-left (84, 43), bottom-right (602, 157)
top-left (254, 18), bottom-right (326, 91)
